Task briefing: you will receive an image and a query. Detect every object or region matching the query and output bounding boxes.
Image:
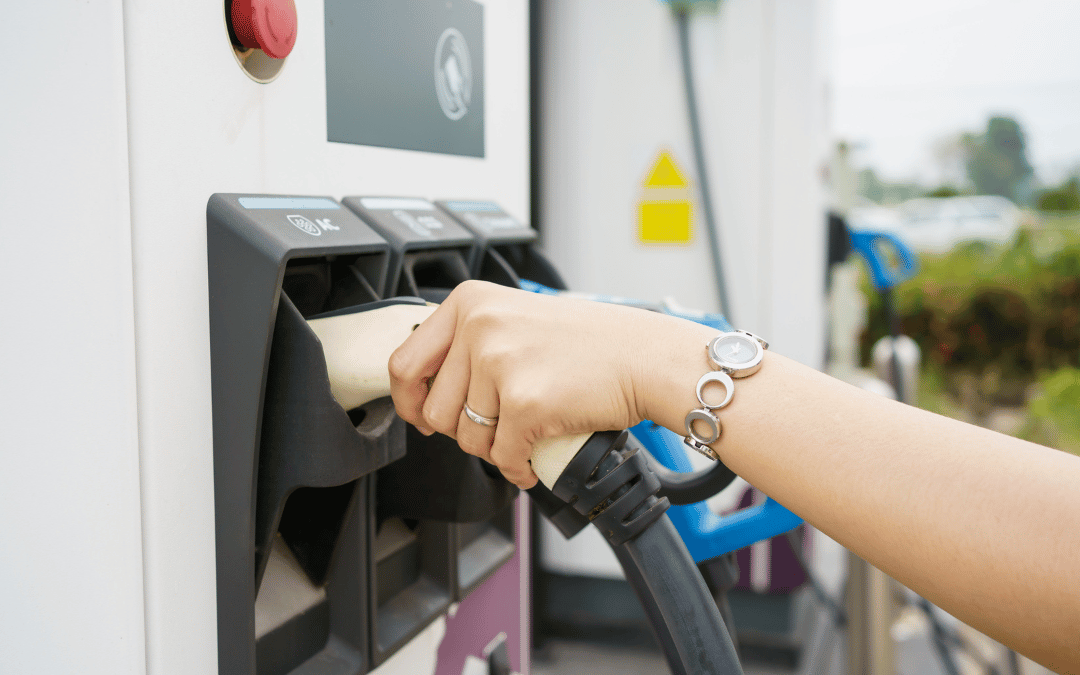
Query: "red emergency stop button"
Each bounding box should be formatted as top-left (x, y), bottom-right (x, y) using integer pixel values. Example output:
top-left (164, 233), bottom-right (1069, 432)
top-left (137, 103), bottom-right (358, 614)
top-left (231, 0), bottom-right (297, 60)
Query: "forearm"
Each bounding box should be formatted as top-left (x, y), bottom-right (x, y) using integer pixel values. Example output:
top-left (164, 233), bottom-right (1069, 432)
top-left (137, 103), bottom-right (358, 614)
top-left (637, 315), bottom-right (1080, 672)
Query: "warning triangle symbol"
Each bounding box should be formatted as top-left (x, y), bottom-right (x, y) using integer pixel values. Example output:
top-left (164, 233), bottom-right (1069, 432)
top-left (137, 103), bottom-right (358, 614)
top-left (645, 151), bottom-right (689, 188)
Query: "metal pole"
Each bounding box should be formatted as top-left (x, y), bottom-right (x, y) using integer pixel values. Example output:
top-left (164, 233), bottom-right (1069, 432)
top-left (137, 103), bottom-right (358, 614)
top-left (674, 7), bottom-right (733, 321)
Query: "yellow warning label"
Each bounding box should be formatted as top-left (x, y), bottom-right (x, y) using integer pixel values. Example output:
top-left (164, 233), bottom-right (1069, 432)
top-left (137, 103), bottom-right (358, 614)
top-left (638, 150), bottom-right (692, 244)
top-left (645, 151), bottom-right (690, 188)
top-left (639, 201), bottom-right (692, 243)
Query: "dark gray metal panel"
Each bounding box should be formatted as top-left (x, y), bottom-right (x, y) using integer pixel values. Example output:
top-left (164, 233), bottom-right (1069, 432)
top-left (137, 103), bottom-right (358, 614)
top-left (326, 0), bottom-right (485, 157)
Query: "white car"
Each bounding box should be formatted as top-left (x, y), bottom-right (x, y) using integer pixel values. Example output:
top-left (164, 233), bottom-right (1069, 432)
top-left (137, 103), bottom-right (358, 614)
top-left (850, 196), bottom-right (1021, 254)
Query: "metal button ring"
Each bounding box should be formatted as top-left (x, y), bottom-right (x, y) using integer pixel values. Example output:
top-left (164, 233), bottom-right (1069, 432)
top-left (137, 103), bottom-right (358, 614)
top-left (685, 408), bottom-right (721, 446)
top-left (696, 371), bottom-right (735, 410)
top-left (741, 330), bottom-right (769, 351)
top-left (684, 436), bottom-right (720, 461)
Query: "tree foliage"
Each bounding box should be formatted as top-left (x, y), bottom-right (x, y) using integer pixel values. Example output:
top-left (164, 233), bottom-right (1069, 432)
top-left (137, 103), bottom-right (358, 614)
top-left (856, 167), bottom-right (925, 204)
top-left (855, 117), bottom-right (1036, 206)
top-left (965, 116), bottom-right (1034, 205)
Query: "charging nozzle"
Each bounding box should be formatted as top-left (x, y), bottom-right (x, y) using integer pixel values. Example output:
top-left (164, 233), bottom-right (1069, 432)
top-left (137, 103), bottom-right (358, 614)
top-left (307, 300), bottom-right (436, 410)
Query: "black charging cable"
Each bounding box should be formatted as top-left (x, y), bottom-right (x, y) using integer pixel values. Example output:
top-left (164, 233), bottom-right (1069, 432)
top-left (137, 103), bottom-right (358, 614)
top-left (531, 431), bottom-right (744, 675)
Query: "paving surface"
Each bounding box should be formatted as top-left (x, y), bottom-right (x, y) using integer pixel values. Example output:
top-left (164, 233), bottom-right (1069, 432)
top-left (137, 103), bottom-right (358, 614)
top-left (529, 618), bottom-right (974, 675)
top-left (529, 530), bottom-right (1048, 675)
top-left (529, 606), bottom-right (1048, 675)
top-left (531, 638), bottom-right (806, 675)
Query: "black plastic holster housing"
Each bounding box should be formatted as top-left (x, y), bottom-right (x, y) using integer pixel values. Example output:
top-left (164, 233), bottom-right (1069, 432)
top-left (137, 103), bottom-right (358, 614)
top-left (208, 194), bottom-right (395, 675)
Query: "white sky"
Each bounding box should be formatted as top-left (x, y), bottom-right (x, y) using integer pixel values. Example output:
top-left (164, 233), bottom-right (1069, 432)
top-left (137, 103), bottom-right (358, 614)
top-left (832, 0), bottom-right (1080, 185)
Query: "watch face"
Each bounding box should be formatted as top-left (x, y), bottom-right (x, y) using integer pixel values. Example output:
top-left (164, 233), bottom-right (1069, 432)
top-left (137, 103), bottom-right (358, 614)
top-left (712, 335), bottom-right (756, 365)
top-left (707, 332), bottom-right (764, 376)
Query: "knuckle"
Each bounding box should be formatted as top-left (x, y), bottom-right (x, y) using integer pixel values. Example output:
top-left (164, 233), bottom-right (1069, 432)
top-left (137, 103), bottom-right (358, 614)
top-left (474, 341), bottom-right (512, 371)
top-left (421, 400), bottom-right (457, 435)
top-left (536, 422), bottom-right (565, 442)
top-left (488, 448), bottom-right (511, 472)
top-left (387, 348), bottom-right (411, 384)
top-left (460, 302), bottom-right (502, 335)
top-left (458, 279), bottom-right (486, 295)
top-left (501, 385), bottom-right (542, 418)
top-left (501, 469), bottom-right (532, 489)
top-left (393, 400), bottom-right (419, 425)
top-left (457, 434), bottom-right (491, 459)
top-left (451, 279), bottom-right (489, 307)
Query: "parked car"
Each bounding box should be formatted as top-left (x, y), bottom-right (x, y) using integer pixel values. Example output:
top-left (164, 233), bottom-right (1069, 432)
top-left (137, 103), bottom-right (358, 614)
top-left (850, 196), bottom-right (1021, 253)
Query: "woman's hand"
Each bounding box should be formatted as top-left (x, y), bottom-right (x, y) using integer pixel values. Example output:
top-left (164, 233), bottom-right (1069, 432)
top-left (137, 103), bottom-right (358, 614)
top-left (387, 280), bottom-right (693, 488)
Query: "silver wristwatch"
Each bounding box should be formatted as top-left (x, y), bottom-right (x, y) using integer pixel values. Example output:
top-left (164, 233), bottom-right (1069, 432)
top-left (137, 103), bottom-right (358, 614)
top-left (706, 330), bottom-right (768, 378)
top-left (684, 330), bottom-right (768, 460)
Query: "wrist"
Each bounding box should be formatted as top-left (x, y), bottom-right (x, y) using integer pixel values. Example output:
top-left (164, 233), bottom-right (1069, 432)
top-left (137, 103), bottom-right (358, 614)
top-left (634, 314), bottom-right (718, 433)
top-left (634, 317), bottom-right (778, 467)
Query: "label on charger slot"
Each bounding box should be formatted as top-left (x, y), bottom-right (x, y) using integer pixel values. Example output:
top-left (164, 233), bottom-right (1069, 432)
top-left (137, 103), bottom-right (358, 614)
top-left (223, 194), bottom-right (387, 250)
top-left (343, 196), bottom-right (475, 248)
top-left (436, 200), bottom-right (536, 244)
top-left (359, 197), bottom-right (436, 211)
top-left (463, 213), bottom-right (517, 233)
top-left (393, 211), bottom-right (444, 238)
top-left (238, 197), bottom-right (342, 210)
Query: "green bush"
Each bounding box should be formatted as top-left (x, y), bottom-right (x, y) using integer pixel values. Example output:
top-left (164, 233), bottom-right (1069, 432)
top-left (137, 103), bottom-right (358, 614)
top-left (861, 217), bottom-right (1080, 406)
top-left (925, 185), bottom-right (962, 198)
top-left (1036, 177), bottom-right (1080, 212)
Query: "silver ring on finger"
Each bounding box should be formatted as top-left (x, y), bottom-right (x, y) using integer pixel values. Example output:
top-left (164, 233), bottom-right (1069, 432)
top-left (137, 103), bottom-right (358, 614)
top-left (463, 402), bottom-right (499, 427)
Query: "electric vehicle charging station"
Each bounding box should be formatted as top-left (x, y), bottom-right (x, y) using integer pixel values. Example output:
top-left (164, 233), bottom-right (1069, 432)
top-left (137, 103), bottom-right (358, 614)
top-left (5, 0), bottom-right (835, 673)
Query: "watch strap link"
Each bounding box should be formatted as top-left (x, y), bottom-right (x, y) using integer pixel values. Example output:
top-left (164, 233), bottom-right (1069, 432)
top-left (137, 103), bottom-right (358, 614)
top-left (683, 331), bottom-right (767, 461)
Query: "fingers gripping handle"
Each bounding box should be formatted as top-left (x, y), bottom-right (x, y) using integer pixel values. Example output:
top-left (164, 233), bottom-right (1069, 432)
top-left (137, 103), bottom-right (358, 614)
top-left (306, 301), bottom-right (591, 487)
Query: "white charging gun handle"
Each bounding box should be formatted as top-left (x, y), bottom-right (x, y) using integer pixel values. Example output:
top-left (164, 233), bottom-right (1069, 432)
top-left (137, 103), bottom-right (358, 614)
top-left (307, 303), bottom-right (589, 489)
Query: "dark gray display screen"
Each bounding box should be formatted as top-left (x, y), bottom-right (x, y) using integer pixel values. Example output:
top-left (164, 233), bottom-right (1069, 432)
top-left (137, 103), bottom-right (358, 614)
top-left (326, 0), bottom-right (484, 157)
